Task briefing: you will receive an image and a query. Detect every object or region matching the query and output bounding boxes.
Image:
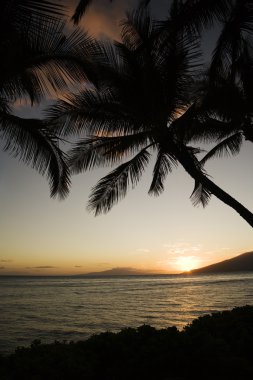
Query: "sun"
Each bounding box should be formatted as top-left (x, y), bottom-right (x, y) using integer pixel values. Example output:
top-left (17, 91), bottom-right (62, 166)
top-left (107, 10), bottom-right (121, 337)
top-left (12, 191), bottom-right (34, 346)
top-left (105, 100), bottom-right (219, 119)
top-left (175, 256), bottom-right (200, 272)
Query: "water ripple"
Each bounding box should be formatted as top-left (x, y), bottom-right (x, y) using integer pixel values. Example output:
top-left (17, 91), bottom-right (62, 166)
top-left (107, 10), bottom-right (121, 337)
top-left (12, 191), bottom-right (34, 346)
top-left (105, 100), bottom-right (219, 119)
top-left (1, 273), bottom-right (253, 353)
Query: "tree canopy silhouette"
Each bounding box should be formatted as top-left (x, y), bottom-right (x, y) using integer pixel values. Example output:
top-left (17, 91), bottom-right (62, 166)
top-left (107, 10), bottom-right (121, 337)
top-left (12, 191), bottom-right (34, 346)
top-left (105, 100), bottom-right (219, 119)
top-left (183, 0), bottom-right (253, 165)
top-left (2, 0), bottom-right (252, 226)
top-left (49, 2), bottom-right (253, 226)
top-left (0, 0), bottom-right (96, 198)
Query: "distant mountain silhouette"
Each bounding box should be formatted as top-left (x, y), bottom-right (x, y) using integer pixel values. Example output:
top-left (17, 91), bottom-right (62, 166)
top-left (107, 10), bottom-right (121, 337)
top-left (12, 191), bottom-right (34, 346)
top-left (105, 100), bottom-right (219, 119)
top-left (189, 251), bottom-right (253, 274)
top-left (76, 267), bottom-right (162, 276)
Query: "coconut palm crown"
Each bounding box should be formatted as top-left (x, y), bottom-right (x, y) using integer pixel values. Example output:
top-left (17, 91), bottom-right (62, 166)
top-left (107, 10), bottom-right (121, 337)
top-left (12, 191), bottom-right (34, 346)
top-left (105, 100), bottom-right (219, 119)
top-left (184, 0), bottom-right (253, 164)
top-left (49, 3), bottom-right (253, 226)
top-left (0, 0), bottom-right (97, 198)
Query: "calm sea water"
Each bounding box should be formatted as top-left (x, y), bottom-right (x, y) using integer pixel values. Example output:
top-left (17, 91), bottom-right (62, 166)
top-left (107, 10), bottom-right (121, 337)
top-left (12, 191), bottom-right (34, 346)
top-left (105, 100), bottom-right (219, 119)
top-left (1, 273), bottom-right (253, 353)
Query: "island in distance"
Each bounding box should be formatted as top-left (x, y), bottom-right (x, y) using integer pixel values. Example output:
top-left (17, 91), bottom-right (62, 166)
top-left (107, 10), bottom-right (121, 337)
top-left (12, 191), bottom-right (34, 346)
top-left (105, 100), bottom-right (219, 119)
top-left (187, 251), bottom-right (253, 275)
top-left (75, 267), bottom-right (165, 277)
top-left (75, 251), bottom-right (253, 277)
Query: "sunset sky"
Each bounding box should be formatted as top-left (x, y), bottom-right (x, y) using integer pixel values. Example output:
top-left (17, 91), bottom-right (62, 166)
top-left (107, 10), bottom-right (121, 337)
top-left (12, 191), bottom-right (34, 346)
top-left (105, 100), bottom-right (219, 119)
top-left (0, 0), bottom-right (252, 275)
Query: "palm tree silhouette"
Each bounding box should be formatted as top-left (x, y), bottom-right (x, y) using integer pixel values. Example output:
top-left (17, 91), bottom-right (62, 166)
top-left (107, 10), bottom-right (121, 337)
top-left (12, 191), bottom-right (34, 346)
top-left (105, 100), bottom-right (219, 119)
top-left (72, 0), bottom-right (93, 24)
top-left (188, 0), bottom-right (252, 160)
top-left (71, 0), bottom-right (124, 25)
top-left (176, 0), bottom-right (252, 203)
top-left (0, 0), bottom-right (96, 198)
top-left (71, 0), bottom-right (230, 26)
top-left (50, 4), bottom-right (253, 226)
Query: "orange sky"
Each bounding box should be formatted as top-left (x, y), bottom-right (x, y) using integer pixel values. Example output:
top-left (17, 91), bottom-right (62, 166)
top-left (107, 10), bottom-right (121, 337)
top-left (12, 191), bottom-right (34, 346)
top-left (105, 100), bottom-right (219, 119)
top-left (0, 0), bottom-right (252, 275)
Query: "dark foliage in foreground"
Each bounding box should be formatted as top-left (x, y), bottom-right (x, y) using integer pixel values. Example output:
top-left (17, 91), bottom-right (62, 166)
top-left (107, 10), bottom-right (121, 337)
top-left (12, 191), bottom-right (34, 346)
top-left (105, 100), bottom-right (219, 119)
top-left (1, 306), bottom-right (253, 379)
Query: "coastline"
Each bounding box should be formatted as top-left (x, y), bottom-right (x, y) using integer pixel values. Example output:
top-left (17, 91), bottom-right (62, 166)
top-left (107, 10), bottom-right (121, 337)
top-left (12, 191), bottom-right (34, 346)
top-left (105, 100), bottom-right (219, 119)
top-left (1, 305), bottom-right (253, 379)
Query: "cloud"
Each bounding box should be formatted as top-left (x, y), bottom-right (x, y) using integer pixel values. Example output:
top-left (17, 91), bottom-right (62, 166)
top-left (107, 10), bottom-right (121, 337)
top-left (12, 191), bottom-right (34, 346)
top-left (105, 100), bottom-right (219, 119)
top-left (1, 259), bottom-right (12, 262)
top-left (0, 266), bottom-right (5, 270)
top-left (74, 265), bottom-right (83, 268)
top-left (163, 242), bottom-right (202, 255)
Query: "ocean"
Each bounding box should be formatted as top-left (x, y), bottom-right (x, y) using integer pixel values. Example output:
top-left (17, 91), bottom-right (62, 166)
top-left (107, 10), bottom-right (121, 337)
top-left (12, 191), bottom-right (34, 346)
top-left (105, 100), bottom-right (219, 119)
top-left (1, 273), bottom-right (253, 353)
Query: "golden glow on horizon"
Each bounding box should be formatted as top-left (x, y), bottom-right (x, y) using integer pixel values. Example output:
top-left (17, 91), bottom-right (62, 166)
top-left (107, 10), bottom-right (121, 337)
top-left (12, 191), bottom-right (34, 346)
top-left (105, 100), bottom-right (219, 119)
top-left (175, 256), bottom-right (200, 272)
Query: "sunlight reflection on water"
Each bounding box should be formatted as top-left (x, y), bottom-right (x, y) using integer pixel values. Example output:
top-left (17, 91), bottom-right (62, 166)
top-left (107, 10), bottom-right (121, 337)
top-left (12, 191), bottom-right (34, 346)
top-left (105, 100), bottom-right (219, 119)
top-left (1, 273), bottom-right (253, 352)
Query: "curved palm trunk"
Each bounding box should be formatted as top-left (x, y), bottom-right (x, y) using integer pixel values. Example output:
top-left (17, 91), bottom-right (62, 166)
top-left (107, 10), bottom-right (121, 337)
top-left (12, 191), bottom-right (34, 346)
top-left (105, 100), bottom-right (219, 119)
top-left (173, 144), bottom-right (253, 228)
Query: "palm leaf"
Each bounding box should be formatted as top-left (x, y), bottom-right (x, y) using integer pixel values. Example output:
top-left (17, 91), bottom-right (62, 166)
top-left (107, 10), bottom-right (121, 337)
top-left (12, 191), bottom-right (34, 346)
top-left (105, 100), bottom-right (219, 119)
top-left (148, 149), bottom-right (178, 196)
top-left (177, 0), bottom-right (230, 34)
top-left (69, 132), bottom-right (153, 173)
top-left (1, 0), bottom-right (64, 29)
top-left (244, 126), bottom-right (253, 142)
top-left (140, 0), bottom-right (151, 7)
top-left (96, 41), bottom-right (130, 81)
top-left (190, 181), bottom-right (212, 207)
top-left (1, 0), bottom-right (65, 42)
top-left (47, 83), bottom-right (153, 137)
top-left (201, 132), bottom-right (243, 165)
top-left (16, 0), bottom-right (64, 16)
top-left (170, 142), bottom-right (211, 207)
top-left (120, 7), bottom-right (153, 51)
top-left (151, 19), bottom-right (201, 116)
top-left (175, 113), bottom-right (240, 145)
top-left (199, 80), bottom-right (247, 124)
top-left (1, 17), bottom-right (97, 103)
top-left (72, 0), bottom-right (92, 25)
top-left (156, 0), bottom-right (231, 41)
top-left (88, 149), bottom-right (150, 215)
top-left (47, 88), bottom-right (129, 136)
top-left (237, 40), bottom-right (253, 109)
top-left (0, 112), bottom-right (70, 199)
top-left (208, 0), bottom-right (253, 85)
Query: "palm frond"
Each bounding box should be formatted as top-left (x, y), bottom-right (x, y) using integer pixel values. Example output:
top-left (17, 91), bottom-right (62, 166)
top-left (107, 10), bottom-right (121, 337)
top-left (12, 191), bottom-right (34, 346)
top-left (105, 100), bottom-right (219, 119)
top-left (169, 103), bottom-right (198, 143)
top-left (16, 0), bottom-right (64, 16)
top-left (0, 112), bottom-right (70, 199)
top-left (201, 132), bottom-right (243, 165)
top-left (190, 181), bottom-right (212, 207)
top-left (139, 0), bottom-right (151, 7)
top-left (148, 149), bottom-right (177, 196)
top-left (151, 20), bottom-right (201, 115)
top-left (156, 0), bottom-right (231, 38)
top-left (199, 80), bottom-right (247, 123)
top-left (1, 0), bottom-right (65, 45)
top-left (243, 126), bottom-right (253, 142)
top-left (97, 41), bottom-right (130, 80)
top-left (237, 40), bottom-right (253, 108)
top-left (175, 111), bottom-right (240, 144)
top-left (1, 0), bottom-right (64, 30)
top-left (47, 83), bottom-right (153, 137)
top-left (120, 7), bottom-right (153, 51)
top-left (88, 149), bottom-right (150, 215)
top-left (171, 142), bottom-right (212, 207)
top-left (47, 88), bottom-right (130, 136)
top-left (209, 0), bottom-right (253, 84)
top-left (179, 0), bottom-right (231, 34)
top-left (1, 17), bottom-right (97, 103)
top-left (69, 132), bottom-right (153, 173)
top-left (71, 0), bottom-right (92, 25)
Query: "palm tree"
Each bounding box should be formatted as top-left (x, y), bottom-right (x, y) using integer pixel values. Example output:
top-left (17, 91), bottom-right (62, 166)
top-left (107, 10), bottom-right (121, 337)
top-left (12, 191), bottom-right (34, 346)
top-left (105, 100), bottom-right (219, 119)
top-left (71, 0), bottom-right (231, 27)
top-left (49, 3), bottom-right (253, 226)
top-left (72, 0), bottom-right (93, 24)
top-left (176, 0), bottom-right (252, 196)
top-left (150, 0), bottom-right (252, 211)
top-left (71, 0), bottom-right (156, 25)
top-left (0, 0), bottom-right (97, 198)
top-left (172, 0), bottom-right (252, 223)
